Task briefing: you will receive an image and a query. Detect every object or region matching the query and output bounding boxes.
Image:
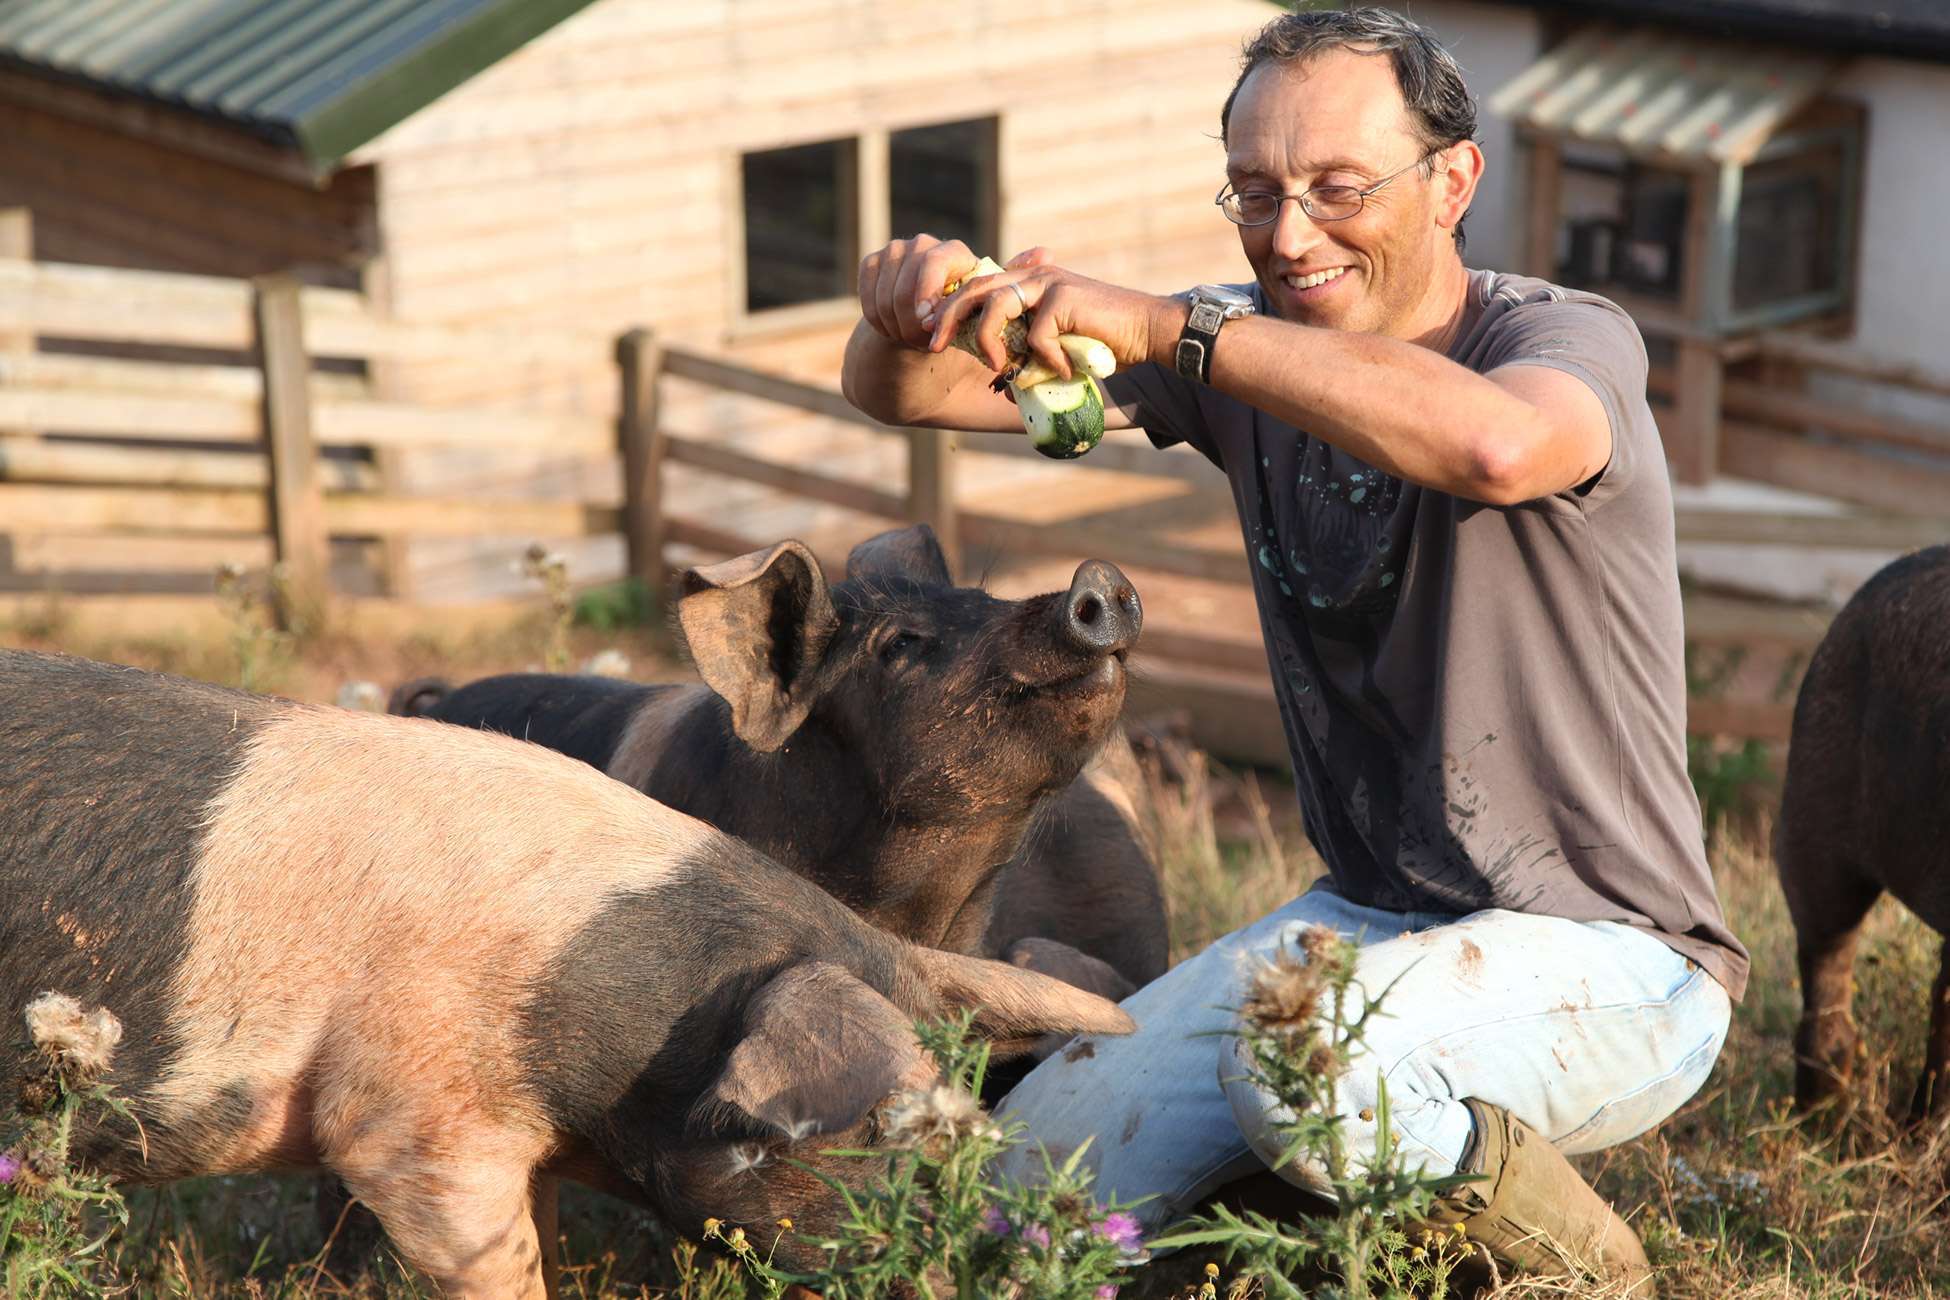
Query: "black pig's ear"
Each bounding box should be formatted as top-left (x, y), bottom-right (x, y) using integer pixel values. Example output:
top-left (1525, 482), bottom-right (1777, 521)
top-left (700, 963), bottom-right (936, 1140)
top-left (679, 541), bottom-right (838, 752)
top-left (845, 523), bottom-right (953, 587)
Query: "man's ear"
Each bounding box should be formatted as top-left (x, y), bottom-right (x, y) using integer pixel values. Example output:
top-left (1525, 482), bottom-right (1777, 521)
top-left (845, 523), bottom-right (953, 588)
top-left (678, 541), bottom-right (839, 752)
top-left (699, 963), bottom-right (936, 1140)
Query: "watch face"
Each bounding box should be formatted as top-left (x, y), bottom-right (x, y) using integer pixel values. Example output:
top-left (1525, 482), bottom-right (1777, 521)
top-left (1191, 284), bottom-right (1256, 314)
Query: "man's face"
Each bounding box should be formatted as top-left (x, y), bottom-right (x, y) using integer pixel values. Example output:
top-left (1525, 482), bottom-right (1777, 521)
top-left (1224, 49), bottom-right (1452, 338)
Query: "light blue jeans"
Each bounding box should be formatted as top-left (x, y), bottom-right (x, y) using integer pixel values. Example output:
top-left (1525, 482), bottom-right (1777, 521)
top-left (995, 883), bottom-right (1731, 1224)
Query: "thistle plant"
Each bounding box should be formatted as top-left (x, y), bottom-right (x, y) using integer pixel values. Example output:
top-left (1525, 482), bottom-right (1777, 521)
top-left (1149, 927), bottom-right (1477, 1300)
top-left (707, 1012), bottom-right (1146, 1300)
top-left (522, 542), bottom-right (576, 673)
top-left (1, 994), bottom-right (137, 1299)
top-left (214, 561), bottom-right (296, 692)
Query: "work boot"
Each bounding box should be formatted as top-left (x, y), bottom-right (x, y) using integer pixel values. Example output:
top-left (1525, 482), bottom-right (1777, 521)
top-left (1427, 1097), bottom-right (1655, 1294)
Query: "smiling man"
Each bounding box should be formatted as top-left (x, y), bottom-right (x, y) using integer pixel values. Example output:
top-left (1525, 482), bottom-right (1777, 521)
top-left (841, 8), bottom-right (1746, 1288)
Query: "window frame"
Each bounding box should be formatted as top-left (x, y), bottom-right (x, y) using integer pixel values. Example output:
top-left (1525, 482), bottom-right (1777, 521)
top-left (725, 113), bottom-right (1003, 342)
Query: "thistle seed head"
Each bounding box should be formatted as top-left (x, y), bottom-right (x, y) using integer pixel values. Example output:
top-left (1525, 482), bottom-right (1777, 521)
top-left (24, 992), bottom-right (122, 1083)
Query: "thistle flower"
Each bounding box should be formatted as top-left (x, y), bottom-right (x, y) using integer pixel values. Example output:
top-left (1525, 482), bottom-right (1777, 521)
top-left (1240, 947), bottom-right (1325, 1039)
top-left (24, 992), bottom-right (122, 1082)
top-left (0, 1152), bottom-right (19, 1184)
top-left (881, 1084), bottom-right (996, 1150)
top-left (1092, 1211), bottom-right (1144, 1253)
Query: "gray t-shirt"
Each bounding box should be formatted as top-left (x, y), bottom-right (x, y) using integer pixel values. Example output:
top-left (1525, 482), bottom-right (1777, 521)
top-left (1107, 269), bottom-right (1748, 1000)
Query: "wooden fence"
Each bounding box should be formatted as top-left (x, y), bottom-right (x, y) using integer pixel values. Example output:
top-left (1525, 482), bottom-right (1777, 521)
top-left (0, 209), bottom-right (618, 628)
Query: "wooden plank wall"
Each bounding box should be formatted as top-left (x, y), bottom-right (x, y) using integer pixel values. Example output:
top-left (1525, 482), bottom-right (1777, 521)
top-left (343, 0), bottom-right (1268, 597)
top-left (0, 97), bottom-right (378, 287)
top-left (354, 0), bottom-right (1267, 416)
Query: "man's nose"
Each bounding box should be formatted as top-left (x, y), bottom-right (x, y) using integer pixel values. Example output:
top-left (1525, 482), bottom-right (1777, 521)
top-left (1269, 196), bottom-right (1326, 262)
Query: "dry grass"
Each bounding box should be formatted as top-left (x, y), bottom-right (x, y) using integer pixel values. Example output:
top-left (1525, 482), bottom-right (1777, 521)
top-left (5, 616), bottom-right (1948, 1296)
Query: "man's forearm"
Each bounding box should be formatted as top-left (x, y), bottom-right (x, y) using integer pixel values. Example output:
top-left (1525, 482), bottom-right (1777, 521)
top-left (842, 320), bottom-right (978, 426)
top-left (1179, 314), bottom-right (1565, 505)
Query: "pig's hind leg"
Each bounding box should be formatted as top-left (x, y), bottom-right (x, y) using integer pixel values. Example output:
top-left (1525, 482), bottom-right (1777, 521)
top-left (1778, 836), bottom-right (1879, 1114)
top-left (1913, 938), bottom-right (1950, 1123)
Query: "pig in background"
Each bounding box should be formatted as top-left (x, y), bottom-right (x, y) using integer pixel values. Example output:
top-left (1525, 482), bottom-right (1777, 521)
top-left (0, 650), bottom-right (1134, 1300)
top-left (1778, 544), bottom-right (1950, 1120)
top-left (394, 524), bottom-right (1167, 1003)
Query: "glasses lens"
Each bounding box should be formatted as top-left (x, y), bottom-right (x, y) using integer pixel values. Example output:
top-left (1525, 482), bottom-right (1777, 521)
top-left (1224, 193), bottom-right (1280, 226)
top-left (1305, 187), bottom-right (1363, 221)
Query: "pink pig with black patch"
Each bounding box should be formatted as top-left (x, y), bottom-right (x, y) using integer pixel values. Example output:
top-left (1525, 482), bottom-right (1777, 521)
top-left (0, 650), bottom-right (1133, 1300)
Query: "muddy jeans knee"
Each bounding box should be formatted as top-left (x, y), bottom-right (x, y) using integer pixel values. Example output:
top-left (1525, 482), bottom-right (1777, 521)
top-left (1223, 906), bottom-right (1732, 1197)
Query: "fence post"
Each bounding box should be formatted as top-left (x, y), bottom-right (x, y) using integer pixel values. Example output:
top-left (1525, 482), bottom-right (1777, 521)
top-left (358, 254), bottom-right (416, 600)
top-left (1671, 338), bottom-right (1724, 485)
top-left (617, 328), bottom-right (667, 593)
top-left (253, 274), bottom-right (330, 628)
top-left (906, 427), bottom-right (959, 577)
top-left (1, 209), bottom-right (30, 438)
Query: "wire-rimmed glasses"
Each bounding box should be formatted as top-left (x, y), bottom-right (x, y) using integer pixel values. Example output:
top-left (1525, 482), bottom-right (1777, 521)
top-left (1216, 148), bottom-right (1444, 226)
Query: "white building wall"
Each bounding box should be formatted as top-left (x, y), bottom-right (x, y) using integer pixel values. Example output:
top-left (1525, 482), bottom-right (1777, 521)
top-left (1829, 56), bottom-right (1950, 377)
top-left (1382, 1), bottom-right (1543, 275)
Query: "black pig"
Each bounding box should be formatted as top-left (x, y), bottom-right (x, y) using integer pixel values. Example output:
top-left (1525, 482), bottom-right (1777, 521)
top-left (400, 524), bottom-right (1166, 996)
top-left (0, 650), bottom-right (1133, 1299)
top-left (1778, 544), bottom-right (1950, 1118)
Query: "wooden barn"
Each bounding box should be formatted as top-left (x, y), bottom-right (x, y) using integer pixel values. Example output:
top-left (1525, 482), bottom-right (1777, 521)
top-left (0, 0), bottom-right (1282, 598)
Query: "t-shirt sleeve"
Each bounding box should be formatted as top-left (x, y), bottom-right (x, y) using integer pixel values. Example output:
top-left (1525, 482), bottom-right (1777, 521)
top-left (1477, 293), bottom-right (1650, 504)
top-left (1101, 361), bottom-right (1225, 469)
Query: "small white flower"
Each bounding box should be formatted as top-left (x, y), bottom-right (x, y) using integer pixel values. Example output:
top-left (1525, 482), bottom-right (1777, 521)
top-left (580, 649), bottom-right (632, 679)
top-left (25, 992), bottom-right (122, 1079)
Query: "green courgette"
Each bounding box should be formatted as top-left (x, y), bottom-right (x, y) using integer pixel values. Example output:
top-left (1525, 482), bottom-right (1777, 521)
top-left (944, 256), bottom-right (1115, 459)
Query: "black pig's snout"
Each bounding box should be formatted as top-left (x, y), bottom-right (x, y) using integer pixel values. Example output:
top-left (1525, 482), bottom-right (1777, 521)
top-left (1061, 560), bottom-right (1142, 655)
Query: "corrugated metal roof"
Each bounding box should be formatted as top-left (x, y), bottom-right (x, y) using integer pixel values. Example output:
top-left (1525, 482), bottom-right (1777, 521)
top-left (0, 0), bottom-right (600, 171)
top-left (1487, 23), bottom-right (1842, 165)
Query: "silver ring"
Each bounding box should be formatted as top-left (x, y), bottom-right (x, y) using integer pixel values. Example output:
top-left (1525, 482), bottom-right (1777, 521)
top-left (1006, 281), bottom-right (1030, 314)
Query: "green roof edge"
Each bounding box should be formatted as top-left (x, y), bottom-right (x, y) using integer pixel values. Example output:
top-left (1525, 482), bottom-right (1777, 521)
top-left (291, 0), bottom-right (601, 171)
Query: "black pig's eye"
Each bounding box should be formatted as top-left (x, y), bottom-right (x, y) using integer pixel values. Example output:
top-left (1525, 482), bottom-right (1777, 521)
top-left (880, 631), bottom-right (922, 659)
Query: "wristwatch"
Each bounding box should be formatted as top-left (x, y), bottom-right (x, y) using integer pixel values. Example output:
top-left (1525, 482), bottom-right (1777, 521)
top-left (1174, 284), bottom-right (1257, 384)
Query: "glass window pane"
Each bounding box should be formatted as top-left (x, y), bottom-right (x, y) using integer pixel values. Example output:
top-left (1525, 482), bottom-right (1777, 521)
top-left (890, 118), bottom-right (997, 254)
top-left (743, 138), bottom-right (856, 313)
top-left (1733, 140), bottom-right (1846, 313)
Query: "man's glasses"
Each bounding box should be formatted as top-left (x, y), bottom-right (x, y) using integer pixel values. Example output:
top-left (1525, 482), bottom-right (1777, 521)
top-left (1216, 148), bottom-right (1444, 227)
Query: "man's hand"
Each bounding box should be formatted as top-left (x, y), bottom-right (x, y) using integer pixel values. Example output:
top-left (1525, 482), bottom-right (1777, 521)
top-left (858, 235), bottom-right (1053, 352)
top-left (922, 259), bottom-right (1186, 382)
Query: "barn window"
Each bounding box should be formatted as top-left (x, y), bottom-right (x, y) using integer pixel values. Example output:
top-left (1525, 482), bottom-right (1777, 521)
top-left (742, 137), bottom-right (859, 313)
top-left (890, 117), bottom-right (999, 256)
top-left (738, 116), bottom-right (1002, 322)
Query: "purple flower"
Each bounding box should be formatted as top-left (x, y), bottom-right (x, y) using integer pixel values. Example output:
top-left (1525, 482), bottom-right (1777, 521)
top-left (981, 1205), bottom-right (1011, 1236)
top-left (1092, 1211), bottom-right (1144, 1252)
top-left (1096, 1288), bottom-right (1119, 1299)
top-left (0, 1153), bottom-right (19, 1185)
top-left (1021, 1223), bottom-right (1051, 1250)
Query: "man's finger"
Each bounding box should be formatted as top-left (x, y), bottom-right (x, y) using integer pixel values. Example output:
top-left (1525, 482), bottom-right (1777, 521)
top-left (858, 249), bottom-right (891, 338)
top-left (1022, 284), bottom-right (1071, 381)
top-left (1005, 245), bottom-right (1054, 271)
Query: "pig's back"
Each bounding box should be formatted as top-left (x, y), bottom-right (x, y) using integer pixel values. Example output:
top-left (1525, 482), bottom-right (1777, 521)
top-left (426, 673), bottom-right (657, 772)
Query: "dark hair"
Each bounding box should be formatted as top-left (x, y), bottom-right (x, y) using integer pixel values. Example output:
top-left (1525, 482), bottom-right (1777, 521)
top-left (1220, 6), bottom-right (1478, 251)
